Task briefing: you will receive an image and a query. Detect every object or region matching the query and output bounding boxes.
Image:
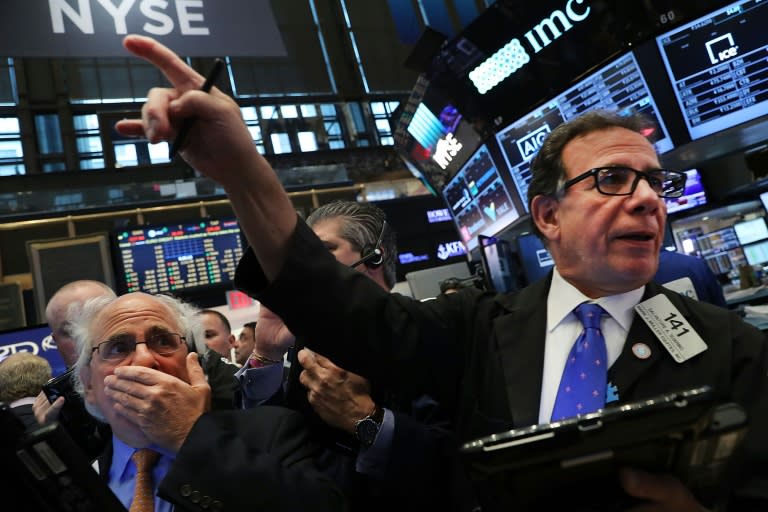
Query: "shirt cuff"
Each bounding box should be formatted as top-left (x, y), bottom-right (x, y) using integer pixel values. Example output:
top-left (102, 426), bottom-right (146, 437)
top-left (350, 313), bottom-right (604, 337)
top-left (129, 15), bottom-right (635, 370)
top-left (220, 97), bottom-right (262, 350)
top-left (355, 408), bottom-right (394, 478)
top-left (234, 363), bottom-right (283, 408)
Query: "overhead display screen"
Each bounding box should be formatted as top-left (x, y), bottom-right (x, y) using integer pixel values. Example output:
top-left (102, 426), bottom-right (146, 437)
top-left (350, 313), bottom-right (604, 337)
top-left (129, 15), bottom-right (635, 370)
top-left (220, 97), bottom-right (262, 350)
top-left (114, 218), bottom-right (244, 295)
top-left (495, 51), bottom-right (674, 211)
top-left (442, 144), bottom-right (521, 252)
top-left (425, 0), bottom-right (724, 130)
top-left (656, 0), bottom-right (768, 140)
top-left (395, 80), bottom-right (483, 192)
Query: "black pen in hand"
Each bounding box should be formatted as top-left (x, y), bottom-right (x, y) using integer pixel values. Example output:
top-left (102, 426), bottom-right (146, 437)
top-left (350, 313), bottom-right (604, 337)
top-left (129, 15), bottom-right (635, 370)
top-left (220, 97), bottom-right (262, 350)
top-left (169, 58), bottom-right (225, 159)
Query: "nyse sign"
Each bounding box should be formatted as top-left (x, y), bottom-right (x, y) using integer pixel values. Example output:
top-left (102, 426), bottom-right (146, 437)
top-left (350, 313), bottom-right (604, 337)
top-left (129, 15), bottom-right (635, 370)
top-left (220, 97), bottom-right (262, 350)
top-left (0, 0), bottom-right (286, 57)
top-left (50, 0), bottom-right (211, 36)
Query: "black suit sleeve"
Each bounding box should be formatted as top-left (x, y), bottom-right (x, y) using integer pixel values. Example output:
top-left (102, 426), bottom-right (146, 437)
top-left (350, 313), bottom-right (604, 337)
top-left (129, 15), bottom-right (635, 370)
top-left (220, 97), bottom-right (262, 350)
top-left (158, 406), bottom-right (345, 512)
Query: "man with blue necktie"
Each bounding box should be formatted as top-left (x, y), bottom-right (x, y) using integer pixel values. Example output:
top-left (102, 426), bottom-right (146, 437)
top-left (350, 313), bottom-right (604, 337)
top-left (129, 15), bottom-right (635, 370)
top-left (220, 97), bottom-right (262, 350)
top-left (116, 34), bottom-right (767, 511)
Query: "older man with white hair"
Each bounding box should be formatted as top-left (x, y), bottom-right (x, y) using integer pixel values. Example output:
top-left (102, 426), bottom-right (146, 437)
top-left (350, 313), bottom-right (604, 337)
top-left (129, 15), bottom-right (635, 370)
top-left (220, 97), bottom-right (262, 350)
top-left (71, 291), bottom-right (342, 512)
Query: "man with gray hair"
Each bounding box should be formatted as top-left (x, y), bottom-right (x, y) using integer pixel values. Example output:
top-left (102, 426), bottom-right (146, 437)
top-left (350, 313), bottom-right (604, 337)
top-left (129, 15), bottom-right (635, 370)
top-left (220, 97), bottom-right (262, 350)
top-left (70, 291), bottom-right (341, 511)
top-left (32, 280), bottom-right (117, 457)
top-left (237, 200), bottom-right (456, 510)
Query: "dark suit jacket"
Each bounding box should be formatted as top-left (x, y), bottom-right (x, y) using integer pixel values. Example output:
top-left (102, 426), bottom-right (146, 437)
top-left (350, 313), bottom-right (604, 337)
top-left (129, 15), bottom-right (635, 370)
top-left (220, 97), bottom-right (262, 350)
top-left (235, 219), bottom-right (768, 511)
top-left (11, 403), bottom-right (37, 429)
top-left (250, 321), bottom-right (460, 511)
top-left (98, 406), bottom-right (344, 512)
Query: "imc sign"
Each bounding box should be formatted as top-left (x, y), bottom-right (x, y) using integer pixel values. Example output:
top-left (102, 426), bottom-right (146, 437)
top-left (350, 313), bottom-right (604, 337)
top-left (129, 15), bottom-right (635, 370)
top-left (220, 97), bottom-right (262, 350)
top-left (0, 0), bottom-right (286, 57)
top-left (469, 0), bottom-right (590, 94)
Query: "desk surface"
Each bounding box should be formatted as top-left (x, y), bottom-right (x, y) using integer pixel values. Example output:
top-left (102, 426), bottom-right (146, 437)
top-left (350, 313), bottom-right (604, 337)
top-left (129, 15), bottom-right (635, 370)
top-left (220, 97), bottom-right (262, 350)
top-left (724, 285), bottom-right (768, 306)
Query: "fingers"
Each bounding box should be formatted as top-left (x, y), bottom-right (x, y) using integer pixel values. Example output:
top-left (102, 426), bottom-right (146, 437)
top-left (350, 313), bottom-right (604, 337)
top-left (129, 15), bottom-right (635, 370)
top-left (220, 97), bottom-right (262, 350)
top-left (186, 352), bottom-right (206, 388)
top-left (46, 396), bottom-right (66, 422)
top-left (141, 87), bottom-right (180, 142)
top-left (307, 350), bottom-right (336, 370)
top-left (105, 366), bottom-right (165, 410)
top-left (114, 85), bottom-right (182, 142)
top-left (122, 35), bottom-right (203, 90)
top-left (32, 391), bottom-right (65, 424)
top-left (298, 348), bottom-right (339, 372)
top-left (619, 468), bottom-right (706, 512)
top-left (297, 348), bottom-right (316, 369)
top-left (112, 364), bottom-right (165, 386)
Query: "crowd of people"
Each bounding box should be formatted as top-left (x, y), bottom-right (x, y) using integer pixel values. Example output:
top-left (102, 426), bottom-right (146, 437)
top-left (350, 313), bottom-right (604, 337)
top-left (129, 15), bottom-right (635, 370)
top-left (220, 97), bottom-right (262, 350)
top-left (1, 33), bottom-right (766, 511)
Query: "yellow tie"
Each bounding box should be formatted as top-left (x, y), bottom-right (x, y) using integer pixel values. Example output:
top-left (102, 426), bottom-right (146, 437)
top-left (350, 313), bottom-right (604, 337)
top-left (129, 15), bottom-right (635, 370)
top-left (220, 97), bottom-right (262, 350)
top-left (130, 449), bottom-right (160, 512)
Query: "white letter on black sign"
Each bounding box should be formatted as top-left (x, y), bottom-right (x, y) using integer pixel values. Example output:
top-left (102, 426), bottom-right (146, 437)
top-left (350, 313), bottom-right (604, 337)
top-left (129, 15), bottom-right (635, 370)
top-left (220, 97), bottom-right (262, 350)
top-left (566, 0), bottom-right (590, 22)
top-left (176, 0), bottom-right (210, 35)
top-left (49, 0), bottom-right (95, 34)
top-left (97, 0), bottom-right (137, 34)
top-left (142, 0), bottom-right (174, 35)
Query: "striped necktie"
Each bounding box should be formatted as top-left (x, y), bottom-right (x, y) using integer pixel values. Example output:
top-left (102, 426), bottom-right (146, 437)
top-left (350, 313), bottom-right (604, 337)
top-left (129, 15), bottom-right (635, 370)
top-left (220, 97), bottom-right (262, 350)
top-left (130, 449), bottom-right (160, 512)
top-left (551, 302), bottom-right (608, 421)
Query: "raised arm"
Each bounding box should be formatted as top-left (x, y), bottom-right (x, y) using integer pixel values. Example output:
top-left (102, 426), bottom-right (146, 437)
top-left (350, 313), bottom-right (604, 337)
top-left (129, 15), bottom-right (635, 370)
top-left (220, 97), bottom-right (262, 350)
top-left (114, 35), bottom-right (296, 280)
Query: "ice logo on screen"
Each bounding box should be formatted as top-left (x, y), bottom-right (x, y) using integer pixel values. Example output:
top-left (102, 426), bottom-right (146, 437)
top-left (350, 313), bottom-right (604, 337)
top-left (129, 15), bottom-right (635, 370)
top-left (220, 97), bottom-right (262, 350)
top-left (705, 33), bottom-right (738, 65)
top-left (469, 39), bottom-right (530, 94)
top-left (517, 124), bottom-right (551, 161)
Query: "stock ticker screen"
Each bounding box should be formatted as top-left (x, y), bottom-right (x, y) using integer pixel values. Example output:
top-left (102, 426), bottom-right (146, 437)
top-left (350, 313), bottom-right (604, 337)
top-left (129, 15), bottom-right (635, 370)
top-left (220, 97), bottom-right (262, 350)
top-left (495, 51), bottom-right (674, 211)
top-left (442, 144), bottom-right (521, 252)
top-left (657, 0), bottom-right (768, 140)
top-left (114, 218), bottom-right (244, 295)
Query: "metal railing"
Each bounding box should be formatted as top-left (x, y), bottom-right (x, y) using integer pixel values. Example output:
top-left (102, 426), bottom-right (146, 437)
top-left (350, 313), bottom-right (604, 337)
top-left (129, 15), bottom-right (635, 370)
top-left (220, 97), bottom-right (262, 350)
top-left (0, 183), bottom-right (367, 236)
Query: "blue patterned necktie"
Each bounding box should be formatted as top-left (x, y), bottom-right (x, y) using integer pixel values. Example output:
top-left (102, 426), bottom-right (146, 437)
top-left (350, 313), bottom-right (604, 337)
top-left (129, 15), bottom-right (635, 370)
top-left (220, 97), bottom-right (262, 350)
top-left (551, 303), bottom-right (608, 422)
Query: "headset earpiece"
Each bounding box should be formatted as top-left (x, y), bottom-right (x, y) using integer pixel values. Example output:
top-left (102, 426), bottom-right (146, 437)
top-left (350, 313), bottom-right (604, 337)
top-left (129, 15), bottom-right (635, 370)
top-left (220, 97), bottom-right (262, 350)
top-left (360, 245), bottom-right (383, 269)
top-left (349, 220), bottom-right (387, 270)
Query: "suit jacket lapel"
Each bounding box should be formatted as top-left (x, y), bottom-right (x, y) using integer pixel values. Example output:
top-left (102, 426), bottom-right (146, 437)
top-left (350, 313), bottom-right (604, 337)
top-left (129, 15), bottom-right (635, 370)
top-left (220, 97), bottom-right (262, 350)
top-left (98, 439), bottom-right (112, 482)
top-left (496, 275), bottom-right (551, 427)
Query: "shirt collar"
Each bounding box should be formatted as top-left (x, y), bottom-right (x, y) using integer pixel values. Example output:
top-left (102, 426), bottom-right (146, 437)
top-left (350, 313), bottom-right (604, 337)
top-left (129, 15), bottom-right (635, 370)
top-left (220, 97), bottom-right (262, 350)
top-left (110, 435), bottom-right (173, 479)
top-left (111, 435), bottom-right (135, 480)
top-left (10, 396), bottom-right (36, 408)
top-left (547, 267), bottom-right (645, 332)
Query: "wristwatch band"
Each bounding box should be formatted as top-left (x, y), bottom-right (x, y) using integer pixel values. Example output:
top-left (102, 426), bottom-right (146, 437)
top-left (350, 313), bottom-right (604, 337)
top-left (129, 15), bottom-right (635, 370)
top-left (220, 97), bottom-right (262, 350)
top-left (354, 405), bottom-right (384, 448)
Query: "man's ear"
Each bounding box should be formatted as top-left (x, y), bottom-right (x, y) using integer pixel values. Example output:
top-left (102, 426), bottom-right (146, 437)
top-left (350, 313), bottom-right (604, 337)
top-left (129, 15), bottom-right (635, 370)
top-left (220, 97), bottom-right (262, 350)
top-left (79, 365), bottom-right (94, 402)
top-left (530, 194), bottom-right (560, 242)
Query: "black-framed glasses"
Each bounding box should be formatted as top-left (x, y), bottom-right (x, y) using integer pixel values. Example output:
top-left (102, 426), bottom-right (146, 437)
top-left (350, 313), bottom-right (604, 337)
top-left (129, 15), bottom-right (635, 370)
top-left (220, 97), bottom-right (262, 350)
top-left (560, 167), bottom-right (686, 198)
top-left (90, 332), bottom-right (186, 362)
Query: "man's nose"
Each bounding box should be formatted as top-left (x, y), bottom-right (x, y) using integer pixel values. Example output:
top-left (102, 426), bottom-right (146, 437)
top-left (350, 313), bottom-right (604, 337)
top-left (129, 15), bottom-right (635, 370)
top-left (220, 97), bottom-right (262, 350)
top-left (129, 342), bottom-right (157, 366)
top-left (628, 177), bottom-right (662, 213)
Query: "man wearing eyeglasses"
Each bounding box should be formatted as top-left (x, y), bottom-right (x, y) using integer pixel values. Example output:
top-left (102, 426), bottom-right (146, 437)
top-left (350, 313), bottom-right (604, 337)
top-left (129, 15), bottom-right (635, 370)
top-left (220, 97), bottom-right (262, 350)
top-left (71, 292), bottom-right (342, 511)
top-left (116, 34), bottom-right (767, 511)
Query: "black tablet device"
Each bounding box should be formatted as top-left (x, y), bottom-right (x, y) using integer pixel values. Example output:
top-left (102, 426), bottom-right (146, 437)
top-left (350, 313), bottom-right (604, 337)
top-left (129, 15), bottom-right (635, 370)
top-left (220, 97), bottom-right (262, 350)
top-left (460, 386), bottom-right (748, 511)
top-left (0, 403), bottom-right (126, 511)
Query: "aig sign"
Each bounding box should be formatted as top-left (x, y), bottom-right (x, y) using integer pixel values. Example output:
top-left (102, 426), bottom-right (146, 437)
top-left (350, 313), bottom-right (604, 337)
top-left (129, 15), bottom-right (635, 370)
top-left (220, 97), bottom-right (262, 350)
top-left (517, 124), bottom-right (551, 161)
top-left (0, 0), bottom-right (286, 57)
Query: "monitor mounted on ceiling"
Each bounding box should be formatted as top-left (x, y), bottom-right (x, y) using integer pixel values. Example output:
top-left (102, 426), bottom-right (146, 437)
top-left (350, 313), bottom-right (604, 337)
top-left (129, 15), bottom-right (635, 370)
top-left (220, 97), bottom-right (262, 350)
top-left (495, 51), bottom-right (675, 212)
top-left (111, 217), bottom-right (244, 302)
top-left (441, 144), bottom-right (522, 252)
top-left (656, 0), bottom-right (768, 141)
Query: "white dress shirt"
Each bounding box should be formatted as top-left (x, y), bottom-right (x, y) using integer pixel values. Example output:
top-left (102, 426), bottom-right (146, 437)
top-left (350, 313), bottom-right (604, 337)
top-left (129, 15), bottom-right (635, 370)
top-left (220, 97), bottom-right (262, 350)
top-left (538, 268), bottom-right (645, 424)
